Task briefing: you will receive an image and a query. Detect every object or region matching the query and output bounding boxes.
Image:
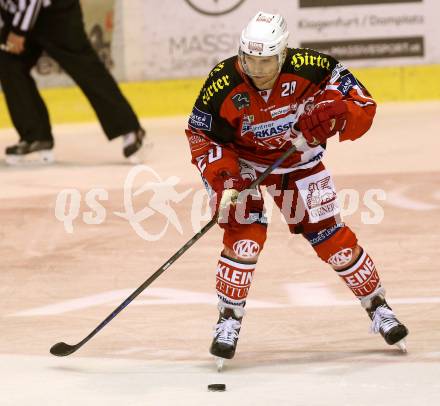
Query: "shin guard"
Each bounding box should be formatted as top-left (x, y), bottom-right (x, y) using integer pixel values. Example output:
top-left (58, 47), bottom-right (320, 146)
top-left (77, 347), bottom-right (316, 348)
top-left (216, 256), bottom-right (256, 307)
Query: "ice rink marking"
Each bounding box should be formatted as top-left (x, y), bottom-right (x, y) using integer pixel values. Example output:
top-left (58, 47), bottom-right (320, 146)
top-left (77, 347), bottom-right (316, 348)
top-left (7, 284), bottom-right (440, 317)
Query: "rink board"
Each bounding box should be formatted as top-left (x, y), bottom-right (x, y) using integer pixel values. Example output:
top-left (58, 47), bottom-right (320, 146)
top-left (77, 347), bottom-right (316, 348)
top-left (1, 64), bottom-right (440, 129)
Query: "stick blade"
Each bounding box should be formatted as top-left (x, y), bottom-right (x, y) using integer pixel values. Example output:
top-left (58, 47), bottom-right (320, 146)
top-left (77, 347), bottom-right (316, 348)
top-left (50, 342), bottom-right (77, 357)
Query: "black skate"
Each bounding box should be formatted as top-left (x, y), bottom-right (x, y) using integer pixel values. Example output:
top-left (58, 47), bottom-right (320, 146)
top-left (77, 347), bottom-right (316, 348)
top-left (123, 128), bottom-right (152, 162)
top-left (5, 140), bottom-right (54, 165)
top-left (210, 305), bottom-right (243, 371)
top-left (364, 293), bottom-right (409, 352)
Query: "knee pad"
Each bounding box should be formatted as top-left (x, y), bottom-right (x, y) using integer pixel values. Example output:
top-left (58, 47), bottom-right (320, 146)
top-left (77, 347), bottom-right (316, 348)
top-left (223, 223), bottom-right (267, 259)
top-left (307, 225), bottom-right (358, 265)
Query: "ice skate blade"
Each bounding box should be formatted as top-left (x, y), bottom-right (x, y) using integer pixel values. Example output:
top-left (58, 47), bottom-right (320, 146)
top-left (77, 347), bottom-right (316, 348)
top-left (215, 357), bottom-right (225, 372)
top-left (5, 150), bottom-right (54, 166)
top-left (395, 338), bottom-right (407, 353)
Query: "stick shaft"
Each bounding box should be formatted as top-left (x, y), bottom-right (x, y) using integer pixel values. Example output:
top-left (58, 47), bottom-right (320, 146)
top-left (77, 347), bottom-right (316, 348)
top-left (57, 142), bottom-right (300, 354)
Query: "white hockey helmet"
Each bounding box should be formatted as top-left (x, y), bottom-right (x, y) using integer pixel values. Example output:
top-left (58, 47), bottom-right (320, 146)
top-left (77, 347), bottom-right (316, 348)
top-left (239, 11), bottom-right (289, 73)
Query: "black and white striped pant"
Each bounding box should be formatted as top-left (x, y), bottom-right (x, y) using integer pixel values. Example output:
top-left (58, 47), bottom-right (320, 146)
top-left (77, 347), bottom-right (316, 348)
top-left (0, 0), bottom-right (140, 142)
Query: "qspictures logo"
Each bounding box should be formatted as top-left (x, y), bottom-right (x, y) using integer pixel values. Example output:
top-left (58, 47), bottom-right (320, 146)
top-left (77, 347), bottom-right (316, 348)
top-left (54, 165), bottom-right (388, 242)
top-left (184, 0), bottom-right (245, 16)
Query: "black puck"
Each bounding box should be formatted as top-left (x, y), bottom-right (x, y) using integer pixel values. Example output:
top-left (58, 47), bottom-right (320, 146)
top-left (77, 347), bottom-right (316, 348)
top-left (207, 383), bottom-right (226, 392)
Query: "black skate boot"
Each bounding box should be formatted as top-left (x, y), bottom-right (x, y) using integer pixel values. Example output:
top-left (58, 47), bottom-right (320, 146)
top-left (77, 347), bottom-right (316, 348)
top-left (363, 291), bottom-right (409, 352)
top-left (123, 128), bottom-right (152, 162)
top-left (5, 140), bottom-right (54, 165)
top-left (210, 305), bottom-right (244, 371)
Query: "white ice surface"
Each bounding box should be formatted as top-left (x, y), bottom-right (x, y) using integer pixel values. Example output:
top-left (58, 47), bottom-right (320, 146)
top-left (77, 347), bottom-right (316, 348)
top-left (2, 354), bottom-right (440, 406)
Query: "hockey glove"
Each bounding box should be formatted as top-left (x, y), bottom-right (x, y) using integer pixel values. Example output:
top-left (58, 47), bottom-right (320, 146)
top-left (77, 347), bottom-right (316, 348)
top-left (298, 100), bottom-right (348, 146)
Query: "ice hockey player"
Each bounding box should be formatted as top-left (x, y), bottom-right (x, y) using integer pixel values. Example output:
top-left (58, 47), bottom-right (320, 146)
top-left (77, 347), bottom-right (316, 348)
top-left (185, 11), bottom-right (408, 370)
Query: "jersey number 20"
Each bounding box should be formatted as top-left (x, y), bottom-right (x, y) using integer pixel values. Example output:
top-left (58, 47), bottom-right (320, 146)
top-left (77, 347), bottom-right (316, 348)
top-left (281, 81), bottom-right (297, 97)
top-left (196, 146), bottom-right (223, 174)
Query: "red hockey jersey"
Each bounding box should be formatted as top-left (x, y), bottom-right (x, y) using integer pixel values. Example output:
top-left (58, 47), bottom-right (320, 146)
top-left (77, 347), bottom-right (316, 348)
top-left (185, 48), bottom-right (376, 185)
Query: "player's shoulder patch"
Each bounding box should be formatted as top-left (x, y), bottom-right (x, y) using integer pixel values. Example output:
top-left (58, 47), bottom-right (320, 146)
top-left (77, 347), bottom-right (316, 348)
top-left (198, 56), bottom-right (243, 108)
top-left (328, 62), bottom-right (367, 96)
top-left (188, 106), bottom-right (212, 131)
top-left (283, 48), bottom-right (338, 84)
top-left (337, 72), bottom-right (360, 95)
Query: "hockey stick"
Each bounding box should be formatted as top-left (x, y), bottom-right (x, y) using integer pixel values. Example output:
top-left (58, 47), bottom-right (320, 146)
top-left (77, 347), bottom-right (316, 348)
top-left (50, 139), bottom-right (304, 357)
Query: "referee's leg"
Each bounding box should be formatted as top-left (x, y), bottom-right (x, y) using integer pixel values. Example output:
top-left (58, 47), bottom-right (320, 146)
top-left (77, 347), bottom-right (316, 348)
top-left (0, 40), bottom-right (52, 143)
top-left (36, 0), bottom-right (141, 140)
